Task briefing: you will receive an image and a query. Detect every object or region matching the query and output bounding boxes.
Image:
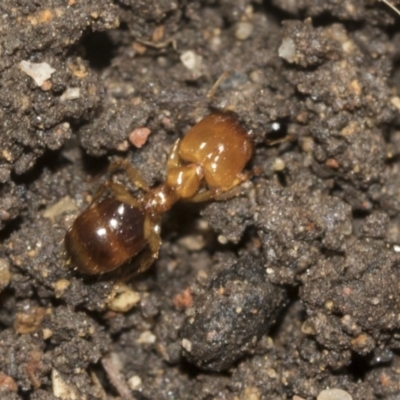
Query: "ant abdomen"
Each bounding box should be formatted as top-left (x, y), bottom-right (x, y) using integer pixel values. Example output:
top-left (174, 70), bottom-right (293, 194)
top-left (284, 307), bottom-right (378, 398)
top-left (65, 198), bottom-right (147, 275)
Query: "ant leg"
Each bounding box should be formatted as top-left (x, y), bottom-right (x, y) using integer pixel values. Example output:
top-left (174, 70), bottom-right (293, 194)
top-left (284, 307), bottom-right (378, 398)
top-left (135, 221), bottom-right (161, 275)
top-left (187, 187), bottom-right (241, 203)
top-left (207, 71), bottom-right (232, 100)
top-left (89, 177), bottom-right (142, 208)
top-left (135, 239), bottom-right (161, 275)
top-left (166, 139), bottom-right (181, 171)
top-left (186, 189), bottom-right (215, 203)
top-left (104, 181), bottom-right (142, 208)
top-left (89, 183), bottom-right (108, 206)
top-left (212, 171), bottom-right (253, 201)
top-left (264, 135), bottom-right (296, 146)
top-left (187, 171), bottom-right (251, 203)
top-left (109, 159), bottom-right (150, 192)
top-left (119, 218), bottom-right (161, 283)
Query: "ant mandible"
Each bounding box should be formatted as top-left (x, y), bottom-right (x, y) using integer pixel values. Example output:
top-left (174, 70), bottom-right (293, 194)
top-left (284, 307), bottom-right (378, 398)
top-left (65, 111), bottom-right (254, 275)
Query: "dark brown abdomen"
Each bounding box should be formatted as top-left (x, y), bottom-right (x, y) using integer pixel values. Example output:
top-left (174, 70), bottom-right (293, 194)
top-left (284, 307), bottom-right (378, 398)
top-left (65, 198), bottom-right (147, 274)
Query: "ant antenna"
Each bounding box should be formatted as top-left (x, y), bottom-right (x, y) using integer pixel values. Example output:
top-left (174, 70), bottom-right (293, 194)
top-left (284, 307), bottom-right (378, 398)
top-left (380, 0), bottom-right (400, 16)
top-left (207, 71), bottom-right (232, 100)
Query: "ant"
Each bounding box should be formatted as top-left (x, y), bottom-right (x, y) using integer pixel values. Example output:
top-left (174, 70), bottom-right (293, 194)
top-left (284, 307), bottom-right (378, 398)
top-left (65, 111), bottom-right (254, 276)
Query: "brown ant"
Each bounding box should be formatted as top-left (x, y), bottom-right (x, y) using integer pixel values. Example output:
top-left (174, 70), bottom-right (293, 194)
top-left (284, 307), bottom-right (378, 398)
top-left (65, 111), bottom-right (254, 275)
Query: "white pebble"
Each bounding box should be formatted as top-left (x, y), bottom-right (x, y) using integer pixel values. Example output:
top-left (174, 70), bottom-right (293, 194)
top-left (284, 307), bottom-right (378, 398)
top-left (52, 368), bottom-right (79, 399)
top-left (317, 388), bottom-right (352, 400)
top-left (181, 338), bottom-right (192, 352)
top-left (273, 158), bottom-right (285, 171)
top-left (137, 331), bottom-right (156, 344)
top-left (217, 235), bottom-right (228, 245)
top-left (0, 258), bottom-right (11, 292)
top-left (107, 285), bottom-right (140, 313)
top-left (60, 88), bottom-right (80, 101)
top-left (127, 375), bottom-right (142, 391)
top-left (278, 38), bottom-right (296, 63)
top-left (19, 60), bottom-right (56, 86)
top-left (235, 22), bottom-right (253, 40)
top-left (180, 50), bottom-right (202, 71)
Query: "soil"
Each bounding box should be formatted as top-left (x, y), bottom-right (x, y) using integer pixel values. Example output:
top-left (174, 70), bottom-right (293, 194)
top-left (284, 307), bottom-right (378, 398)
top-left (1, 1), bottom-right (400, 399)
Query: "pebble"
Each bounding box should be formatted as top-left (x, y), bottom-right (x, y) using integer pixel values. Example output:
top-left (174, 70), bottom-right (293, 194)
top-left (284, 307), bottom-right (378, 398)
top-left (181, 338), bottom-right (192, 352)
top-left (53, 279), bottom-right (71, 298)
top-left (273, 157), bottom-right (285, 171)
top-left (52, 368), bottom-right (79, 399)
top-left (0, 258), bottom-right (11, 292)
top-left (317, 388), bottom-right (352, 400)
top-left (129, 127), bottom-right (151, 148)
top-left (180, 50), bottom-right (202, 71)
top-left (241, 386), bottom-right (260, 400)
top-left (127, 375), bottom-right (142, 391)
top-left (137, 330), bottom-right (156, 344)
top-left (107, 285), bottom-right (140, 313)
top-left (278, 37), bottom-right (296, 63)
top-left (19, 60), bottom-right (56, 86)
top-left (60, 87), bottom-right (80, 101)
top-left (235, 22), bottom-right (253, 40)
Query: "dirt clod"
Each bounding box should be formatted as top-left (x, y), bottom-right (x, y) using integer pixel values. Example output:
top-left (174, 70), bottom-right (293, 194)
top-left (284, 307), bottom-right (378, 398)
top-left (181, 256), bottom-right (287, 371)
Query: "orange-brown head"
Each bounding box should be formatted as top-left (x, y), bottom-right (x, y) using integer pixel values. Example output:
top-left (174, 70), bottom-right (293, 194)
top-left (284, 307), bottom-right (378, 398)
top-left (178, 111), bottom-right (253, 191)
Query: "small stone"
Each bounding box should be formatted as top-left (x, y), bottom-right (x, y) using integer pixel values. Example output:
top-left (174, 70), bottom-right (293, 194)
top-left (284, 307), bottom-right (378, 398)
top-left (41, 80), bottom-right (52, 91)
top-left (129, 127), bottom-right (151, 148)
top-left (42, 328), bottom-right (53, 340)
top-left (326, 158), bottom-right (339, 169)
top-left (217, 235), bottom-right (228, 244)
top-left (127, 375), bottom-right (142, 391)
top-left (266, 368), bottom-right (277, 379)
top-left (241, 386), bottom-right (260, 400)
top-left (301, 320), bottom-right (316, 335)
top-left (317, 388), bottom-right (353, 400)
top-left (235, 22), bottom-right (253, 40)
top-left (180, 50), bottom-right (202, 71)
top-left (249, 69), bottom-right (264, 83)
top-left (173, 288), bottom-right (193, 309)
top-left (181, 338), bottom-right (192, 352)
top-left (0, 372), bottom-right (18, 392)
top-left (178, 234), bottom-right (205, 251)
top-left (0, 258), bottom-right (11, 292)
top-left (60, 87), bottom-right (80, 101)
top-left (117, 140), bottom-right (130, 152)
top-left (390, 96), bottom-right (400, 111)
top-left (107, 284), bottom-right (141, 313)
top-left (152, 25), bottom-right (165, 42)
top-left (278, 38), bottom-right (296, 63)
top-left (137, 331), bottom-right (156, 344)
top-left (351, 333), bottom-right (375, 354)
top-left (273, 158), bottom-right (285, 171)
top-left (53, 279), bottom-right (71, 298)
top-left (19, 60), bottom-right (56, 86)
top-left (14, 306), bottom-right (46, 334)
top-left (52, 369), bottom-right (79, 400)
